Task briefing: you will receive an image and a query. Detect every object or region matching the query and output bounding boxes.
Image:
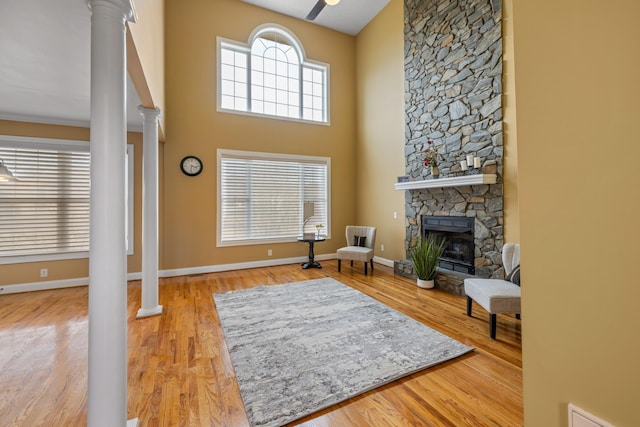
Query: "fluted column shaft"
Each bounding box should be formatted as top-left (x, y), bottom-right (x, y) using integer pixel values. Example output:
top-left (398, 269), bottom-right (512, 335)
top-left (137, 106), bottom-right (162, 318)
top-left (86, 1), bottom-right (135, 426)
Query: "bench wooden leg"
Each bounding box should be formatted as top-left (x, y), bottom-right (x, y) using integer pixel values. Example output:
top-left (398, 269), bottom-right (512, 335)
top-left (516, 313), bottom-right (521, 320)
top-left (338, 259), bottom-right (341, 272)
top-left (364, 262), bottom-right (368, 275)
top-left (370, 260), bottom-right (374, 272)
top-left (490, 314), bottom-right (497, 339)
top-left (466, 296), bottom-right (473, 317)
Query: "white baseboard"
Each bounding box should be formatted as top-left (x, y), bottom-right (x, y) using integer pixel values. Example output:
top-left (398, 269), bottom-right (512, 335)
top-left (0, 253), bottom-right (396, 294)
top-left (373, 255), bottom-right (394, 267)
top-left (127, 272), bottom-right (142, 281)
top-left (0, 272), bottom-right (143, 295)
top-left (159, 253), bottom-right (336, 278)
top-left (0, 277), bottom-right (89, 294)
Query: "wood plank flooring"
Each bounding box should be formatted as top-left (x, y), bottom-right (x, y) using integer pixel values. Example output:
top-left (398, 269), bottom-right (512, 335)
top-left (0, 261), bottom-right (522, 426)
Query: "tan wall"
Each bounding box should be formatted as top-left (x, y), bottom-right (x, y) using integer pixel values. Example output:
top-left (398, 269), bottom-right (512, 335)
top-left (354, 0), bottom-right (406, 262)
top-left (502, 0), bottom-right (518, 244)
top-left (0, 120), bottom-right (143, 287)
top-left (513, 2), bottom-right (640, 426)
top-left (162, 0), bottom-right (357, 269)
top-left (127, 0), bottom-right (166, 134)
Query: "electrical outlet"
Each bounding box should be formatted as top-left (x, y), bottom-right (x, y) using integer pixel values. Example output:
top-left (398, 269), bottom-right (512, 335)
top-left (40, 268), bottom-right (48, 278)
top-left (380, 244), bottom-right (385, 252)
top-left (268, 249), bottom-right (273, 256)
top-left (393, 211), bottom-right (398, 219)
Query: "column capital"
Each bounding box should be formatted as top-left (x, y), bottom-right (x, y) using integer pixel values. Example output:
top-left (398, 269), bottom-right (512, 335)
top-left (138, 105), bottom-right (162, 119)
top-left (86, 0), bottom-right (137, 23)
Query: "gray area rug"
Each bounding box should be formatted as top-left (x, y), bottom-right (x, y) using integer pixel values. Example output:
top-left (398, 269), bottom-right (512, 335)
top-left (213, 278), bottom-right (473, 427)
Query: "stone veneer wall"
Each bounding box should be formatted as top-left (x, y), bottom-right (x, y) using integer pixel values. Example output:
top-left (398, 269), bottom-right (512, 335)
top-left (398, 0), bottom-right (504, 294)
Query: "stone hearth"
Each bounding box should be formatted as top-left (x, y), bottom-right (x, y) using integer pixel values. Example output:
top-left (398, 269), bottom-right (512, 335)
top-left (395, 259), bottom-right (474, 296)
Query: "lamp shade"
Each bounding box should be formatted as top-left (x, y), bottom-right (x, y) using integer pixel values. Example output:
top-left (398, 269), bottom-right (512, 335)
top-left (0, 159), bottom-right (18, 182)
top-left (325, 0), bottom-right (340, 5)
top-left (303, 201), bottom-right (315, 221)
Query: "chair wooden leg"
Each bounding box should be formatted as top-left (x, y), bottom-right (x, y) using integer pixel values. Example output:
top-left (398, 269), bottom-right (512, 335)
top-left (370, 260), bottom-right (374, 272)
top-left (466, 296), bottom-right (473, 316)
top-left (516, 313), bottom-right (521, 320)
top-left (489, 314), bottom-right (497, 339)
top-left (364, 262), bottom-right (368, 275)
top-left (350, 260), bottom-right (353, 267)
top-left (338, 259), bottom-right (341, 272)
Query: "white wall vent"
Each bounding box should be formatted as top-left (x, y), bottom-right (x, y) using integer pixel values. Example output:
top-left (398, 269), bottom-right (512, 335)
top-left (568, 404), bottom-right (615, 427)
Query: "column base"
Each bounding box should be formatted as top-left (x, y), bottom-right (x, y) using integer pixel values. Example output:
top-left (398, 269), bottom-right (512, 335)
top-left (136, 305), bottom-right (163, 319)
top-left (127, 418), bottom-right (139, 427)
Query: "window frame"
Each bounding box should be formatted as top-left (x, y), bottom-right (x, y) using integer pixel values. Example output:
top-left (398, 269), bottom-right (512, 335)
top-left (217, 149), bottom-right (331, 247)
top-left (216, 24), bottom-right (331, 125)
top-left (0, 135), bottom-right (134, 265)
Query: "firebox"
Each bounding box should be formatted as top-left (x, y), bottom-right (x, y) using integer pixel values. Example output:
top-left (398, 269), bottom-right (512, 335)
top-left (422, 216), bottom-right (475, 275)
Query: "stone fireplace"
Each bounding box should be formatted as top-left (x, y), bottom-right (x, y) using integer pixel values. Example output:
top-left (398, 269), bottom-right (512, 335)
top-left (395, 0), bottom-right (505, 295)
top-left (394, 177), bottom-right (505, 294)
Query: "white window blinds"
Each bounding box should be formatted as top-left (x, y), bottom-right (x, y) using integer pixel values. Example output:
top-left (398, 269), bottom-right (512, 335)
top-left (218, 150), bottom-right (330, 246)
top-left (0, 137), bottom-right (134, 263)
top-left (0, 142), bottom-right (90, 257)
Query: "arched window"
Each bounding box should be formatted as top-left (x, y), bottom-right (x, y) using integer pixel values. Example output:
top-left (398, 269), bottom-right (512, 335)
top-left (218, 25), bottom-right (328, 123)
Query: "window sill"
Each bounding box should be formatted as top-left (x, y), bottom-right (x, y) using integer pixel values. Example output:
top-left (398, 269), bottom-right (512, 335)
top-left (217, 106), bottom-right (329, 126)
top-left (0, 248), bottom-right (135, 265)
top-left (217, 235), bottom-right (332, 248)
top-left (0, 251), bottom-right (89, 265)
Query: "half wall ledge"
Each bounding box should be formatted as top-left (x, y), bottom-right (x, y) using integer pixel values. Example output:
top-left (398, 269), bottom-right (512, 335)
top-left (394, 174), bottom-right (497, 191)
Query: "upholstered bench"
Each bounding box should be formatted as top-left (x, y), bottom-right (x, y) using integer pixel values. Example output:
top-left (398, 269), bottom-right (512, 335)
top-left (464, 243), bottom-right (520, 339)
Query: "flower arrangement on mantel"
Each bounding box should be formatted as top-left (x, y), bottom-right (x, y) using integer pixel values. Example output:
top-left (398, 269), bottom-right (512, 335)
top-left (423, 140), bottom-right (444, 178)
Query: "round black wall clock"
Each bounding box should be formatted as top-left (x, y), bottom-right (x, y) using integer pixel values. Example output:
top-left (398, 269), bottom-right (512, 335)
top-left (180, 155), bottom-right (203, 176)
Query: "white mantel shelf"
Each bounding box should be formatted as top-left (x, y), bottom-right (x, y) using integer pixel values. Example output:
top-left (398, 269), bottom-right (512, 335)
top-left (394, 174), bottom-right (497, 190)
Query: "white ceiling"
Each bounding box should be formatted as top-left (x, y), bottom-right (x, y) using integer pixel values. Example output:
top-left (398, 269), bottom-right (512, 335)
top-left (0, 0), bottom-right (387, 132)
top-left (241, 0), bottom-right (390, 36)
top-left (0, 0), bottom-right (143, 131)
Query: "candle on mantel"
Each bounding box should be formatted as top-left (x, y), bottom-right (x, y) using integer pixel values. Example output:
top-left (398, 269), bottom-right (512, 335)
top-left (460, 160), bottom-right (468, 171)
top-left (474, 156), bottom-right (481, 168)
top-left (466, 154), bottom-right (474, 167)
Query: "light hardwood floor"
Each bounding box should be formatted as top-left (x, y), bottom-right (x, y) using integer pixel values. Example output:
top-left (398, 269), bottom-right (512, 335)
top-left (0, 261), bottom-right (522, 426)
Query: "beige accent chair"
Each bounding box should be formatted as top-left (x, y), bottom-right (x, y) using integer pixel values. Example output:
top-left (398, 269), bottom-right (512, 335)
top-left (336, 226), bottom-right (376, 275)
top-left (464, 243), bottom-right (521, 339)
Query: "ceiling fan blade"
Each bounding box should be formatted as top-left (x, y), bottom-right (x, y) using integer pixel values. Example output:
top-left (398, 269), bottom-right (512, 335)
top-left (305, 0), bottom-right (326, 21)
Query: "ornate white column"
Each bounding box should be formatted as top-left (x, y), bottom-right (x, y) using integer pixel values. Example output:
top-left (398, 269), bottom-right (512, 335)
top-left (137, 106), bottom-right (162, 319)
top-left (85, 1), bottom-right (137, 426)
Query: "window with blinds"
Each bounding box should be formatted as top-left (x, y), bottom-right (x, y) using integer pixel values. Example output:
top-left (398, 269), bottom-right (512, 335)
top-left (0, 136), bottom-right (134, 263)
top-left (218, 149), bottom-right (330, 246)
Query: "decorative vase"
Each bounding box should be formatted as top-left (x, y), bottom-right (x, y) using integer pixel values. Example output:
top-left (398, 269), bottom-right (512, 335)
top-left (430, 166), bottom-right (440, 179)
top-left (417, 278), bottom-right (435, 289)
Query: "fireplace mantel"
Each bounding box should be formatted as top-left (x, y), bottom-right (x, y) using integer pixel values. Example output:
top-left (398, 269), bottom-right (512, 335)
top-left (394, 174), bottom-right (497, 191)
